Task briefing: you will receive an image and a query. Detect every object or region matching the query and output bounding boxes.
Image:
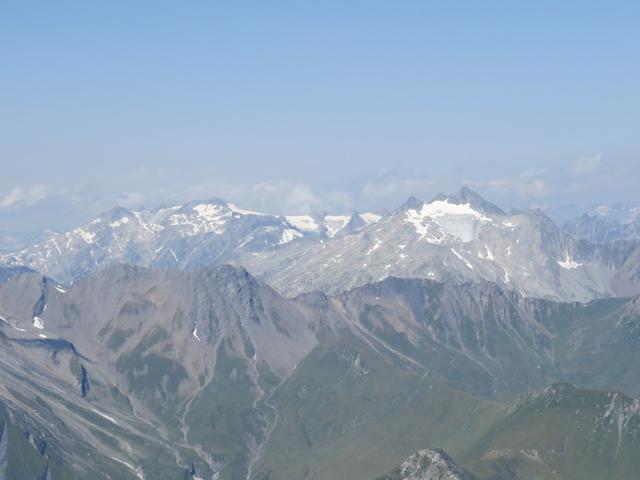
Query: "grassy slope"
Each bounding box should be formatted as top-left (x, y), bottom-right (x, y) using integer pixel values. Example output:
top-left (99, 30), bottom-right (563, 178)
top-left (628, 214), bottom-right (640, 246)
top-left (252, 336), bottom-right (504, 480)
top-left (3, 285), bottom-right (640, 479)
top-left (461, 384), bottom-right (640, 480)
top-left (252, 332), bottom-right (640, 480)
top-left (185, 340), bottom-right (270, 480)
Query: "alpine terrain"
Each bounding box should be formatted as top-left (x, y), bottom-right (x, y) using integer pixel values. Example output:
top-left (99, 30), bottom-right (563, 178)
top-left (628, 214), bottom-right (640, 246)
top-left (4, 1), bottom-right (636, 478)
top-left (1, 244), bottom-right (640, 478)
top-left (3, 189), bottom-right (640, 303)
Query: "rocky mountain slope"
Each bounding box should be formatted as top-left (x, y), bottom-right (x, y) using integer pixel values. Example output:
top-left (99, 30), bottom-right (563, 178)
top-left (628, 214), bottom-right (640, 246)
top-left (242, 188), bottom-right (640, 302)
top-left (0, 199), bottom-right (380, 285)
top-left (2, 266), bottom-right (640, 479)
top-left (564, 203), bottom-right (640, 243)
top-left (0, 265), bottom-right (329, 479)
top-left (374, 449), bottom-right (473, 480)
top-left (3, 188), bottom-right (640, 303)
top-left (462, 383), bottom-right (640, 480)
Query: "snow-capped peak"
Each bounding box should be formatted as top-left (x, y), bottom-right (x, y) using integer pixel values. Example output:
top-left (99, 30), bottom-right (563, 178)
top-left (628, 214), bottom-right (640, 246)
top-left (419, 200), bottom-right (490, 220)
top-left (405, 200), bottom-right (492, 242)
top-left (285, 212), bottom-right (383, 238)
top-left (192, 203), bottom-right (226, 221)
top-left (227, 203), bottom-right (266, 216)
top-left (430, 186), bottom-right (506, 216)
top-left (360, 212), bottom-right (383, 224)
top-left (285, 215), bottom-right (321, 233)
top-left (324, 215), bottom-right (351, 237)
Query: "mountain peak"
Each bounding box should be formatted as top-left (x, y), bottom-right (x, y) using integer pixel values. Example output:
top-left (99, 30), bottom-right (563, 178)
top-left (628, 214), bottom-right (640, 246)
top-left (430, 186), bottom-right (505, 216)
top-left (104, 205), bottom-right (136, 221)
top-left (182, 197), bottom-right (229, 210)
top-left (375, 449), bottom-right (472, 480)
top-left (398, 196), bottom-right (423, 212)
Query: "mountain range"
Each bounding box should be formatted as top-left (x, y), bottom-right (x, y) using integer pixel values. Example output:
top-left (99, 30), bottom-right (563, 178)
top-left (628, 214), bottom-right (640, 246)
top-left (2, 263), bottom-right (640, 479)
top-left (0, 199), bottom-right (381, 286)
top-left (243, 189), bottom-right (640, 302)
top-left (2, 188), bottom-right (640, 479)
top-left (563, 202), bottom-right (640, 243)
top-left (3, 188), bottom-right (640, 303)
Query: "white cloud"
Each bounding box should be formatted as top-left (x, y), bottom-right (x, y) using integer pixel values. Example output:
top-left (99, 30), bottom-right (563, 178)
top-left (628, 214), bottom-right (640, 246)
top-left (359, 174), bottom-right (437, 209)
top-left (569, 154), bottom-right (602, 176)
top-left (111, 180), bottom-right (355, 215)
top-left (117, 192), bottom-right (149, 208)
top-left (467, 171), bottom-right (550, 200)
top-left (462, 153), bottom-right (639, 208)
top-left (248, 181), bottom-right (352, 213)
top-left (0, 184), bottom-right (50, 209)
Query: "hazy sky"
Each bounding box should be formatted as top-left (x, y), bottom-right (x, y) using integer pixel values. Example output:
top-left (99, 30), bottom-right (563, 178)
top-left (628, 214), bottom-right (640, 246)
top-left (1, 1), bottom-right (639, 235)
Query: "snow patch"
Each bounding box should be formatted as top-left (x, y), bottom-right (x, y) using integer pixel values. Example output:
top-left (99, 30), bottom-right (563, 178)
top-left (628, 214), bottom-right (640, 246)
top-left (324, 215), bottom-right (351, 237)
top-left (192, 203), bottom-right (225, 220)
top-left (167, 203), bottom-right (232, 235)
top-left (78, 229), bottom-right (96, 244)
top-left (228, 202), bottom-right (265, 216)
top-left (405, 200), bottom-right (491, 242)
top-left (279, 228), bottom-right (303, 245)
top-left (33, 316), bottom-right (44, 330)
top-left (360, 212), bottom-right (383, 224)
top-left (404, 211), bottom-right (445, 244)
top-left (558, 253), bottom-right (582, 269)
top-left (110, 457), bottom-right (144, 479)
top-left (450, 248), bottom-right (474, 270)
top-left (366, 240), bottom-right (382, 256)
top-left (477, 245), bottom-right (495, 260)
top-left (109, 216), bottom-right (130, 228)
top-left (285, 215), bottom-right (320, 233)
top-left (91, 408), bottom-right (118, 425)
top-left (1, 315), bottom-right (27, 332)
top-left (420, 200), bottom-right (489, 220)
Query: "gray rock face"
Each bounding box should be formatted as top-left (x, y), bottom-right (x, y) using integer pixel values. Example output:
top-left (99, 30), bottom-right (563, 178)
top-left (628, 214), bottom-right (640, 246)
top-left (330, 276), bottom-right (640, 400)
top-left (2, 189), bottom-right (640, 479)
top-left (0, 264), bottom-right (323, 379)
top-left (240, 190), bottom-right (640, 302)
top-left (0, 417), bottom-right (7, 476)
top-left (430, 186), bottom-right (506, 216)
top-left (2, 266), bottom-right (640, 478)
top-left (564, 203), bottom-right (640, 243)
top-left (0, 200), bottom-right (381, 285)
top-left (2, 188), bottom-right (640, 303)
top-left (0, 265), bottom-right (331, 479)
top-left (0, 199), bottom-right (308, 284)
top-left (0, 265), bottom-right (34, 285)
top-left (375, 449), bottom-right (472, 480)
top-left (285, 211), bottom-right (381, 238)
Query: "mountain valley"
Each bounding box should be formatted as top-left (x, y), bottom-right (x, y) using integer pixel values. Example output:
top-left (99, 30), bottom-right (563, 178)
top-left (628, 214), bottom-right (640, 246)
top-left (1, 260), bottom-right (640, 479)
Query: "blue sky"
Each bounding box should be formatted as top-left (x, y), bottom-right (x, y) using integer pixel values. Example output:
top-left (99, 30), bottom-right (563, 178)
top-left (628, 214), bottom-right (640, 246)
top-left (1, 1), bottom-right (639, 234)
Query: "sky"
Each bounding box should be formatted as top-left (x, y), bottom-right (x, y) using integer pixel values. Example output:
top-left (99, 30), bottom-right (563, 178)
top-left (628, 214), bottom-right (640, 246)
top-left (1, 1), bottom-right (639, 237)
